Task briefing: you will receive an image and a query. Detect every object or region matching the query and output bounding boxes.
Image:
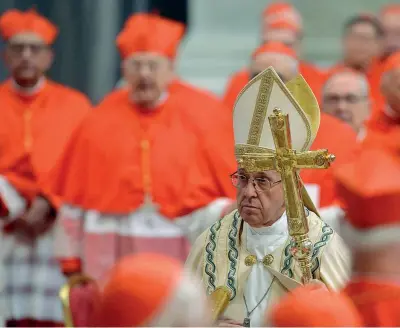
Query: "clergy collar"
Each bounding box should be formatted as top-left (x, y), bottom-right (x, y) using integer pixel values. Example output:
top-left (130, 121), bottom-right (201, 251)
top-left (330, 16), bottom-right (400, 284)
top-left (11, 76), bottom-right (45, 96)
top-left (248, 211), bottom-right (288, 236)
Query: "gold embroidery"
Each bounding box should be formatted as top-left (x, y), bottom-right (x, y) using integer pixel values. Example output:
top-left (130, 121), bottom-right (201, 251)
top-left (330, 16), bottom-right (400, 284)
top-left (247, 74), bottom-right (273, 145)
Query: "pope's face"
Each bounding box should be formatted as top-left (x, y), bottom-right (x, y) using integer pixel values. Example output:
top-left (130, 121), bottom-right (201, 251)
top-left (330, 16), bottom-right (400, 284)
top-left (3, 33), bottom-right (53, 86)
top-left (122, 53), bottom-right (173, 108)
top-left (235, 169), bottom-right (285, 227)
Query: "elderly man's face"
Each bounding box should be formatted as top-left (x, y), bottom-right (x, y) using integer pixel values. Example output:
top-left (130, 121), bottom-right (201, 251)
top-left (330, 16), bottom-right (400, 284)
top-left (323, 73), bottom-right (370, 133)
top-left (122, 53), bottom-right (173, 108)
top-left (233, 169), bottom-right (285, 227)
top-left (381, 14), bottom-right (400, 56)
top-left (382, 67), bottom-right (400, 115)
top-left (250, 53), bottom-right (298, 82)
top-left (343, 22), bottom-right (383, 68)
top-left (3, 33), bottom-right (53, 86)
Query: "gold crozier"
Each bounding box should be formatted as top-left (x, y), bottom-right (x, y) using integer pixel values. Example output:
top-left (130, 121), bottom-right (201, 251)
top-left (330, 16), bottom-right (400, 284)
top-left (237, 92), bottom-right (335, 283)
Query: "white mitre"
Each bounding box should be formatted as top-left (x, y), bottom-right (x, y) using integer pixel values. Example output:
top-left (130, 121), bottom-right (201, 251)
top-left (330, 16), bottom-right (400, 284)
top-left (233, 66), bottom-right (322, 214)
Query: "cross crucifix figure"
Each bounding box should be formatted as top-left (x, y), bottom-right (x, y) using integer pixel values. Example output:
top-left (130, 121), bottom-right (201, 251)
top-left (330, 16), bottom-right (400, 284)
top-left (238, 107), bottom-right (335, 284)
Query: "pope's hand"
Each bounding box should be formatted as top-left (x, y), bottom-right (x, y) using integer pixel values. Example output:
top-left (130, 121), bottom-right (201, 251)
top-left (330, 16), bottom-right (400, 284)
top-left (216, 318), bottom-right (243, 327)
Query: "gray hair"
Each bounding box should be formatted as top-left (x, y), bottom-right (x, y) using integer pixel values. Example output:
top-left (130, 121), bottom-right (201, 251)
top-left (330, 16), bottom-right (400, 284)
top-left (322, 71), bottom-right (370, 98)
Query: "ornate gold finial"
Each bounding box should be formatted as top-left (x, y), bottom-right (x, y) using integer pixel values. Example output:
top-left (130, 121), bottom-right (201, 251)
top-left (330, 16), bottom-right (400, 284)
top-left (326, 154), bottom-right (336, 163)
top-left (273, 107), bottom-right (282, 115)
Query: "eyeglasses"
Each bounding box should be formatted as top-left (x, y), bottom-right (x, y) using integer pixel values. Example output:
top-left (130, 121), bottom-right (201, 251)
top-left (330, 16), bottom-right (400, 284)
top-left (230, 172), bottom-right (282, 192)
top-left (7, 42), bottom-right (49, 56)
top-left (126, 59), bottom-right (164, 73)
top-left (323, 93), bottom-right (366, 105)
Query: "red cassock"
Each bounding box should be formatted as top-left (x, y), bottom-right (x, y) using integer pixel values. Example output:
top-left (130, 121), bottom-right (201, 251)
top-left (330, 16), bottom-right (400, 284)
top-left (0, 79), bottom-right (91, 325)
top-left (334, 145), bottom-right (400, 327)
top-left (46, 80), bottom-right (237, 282)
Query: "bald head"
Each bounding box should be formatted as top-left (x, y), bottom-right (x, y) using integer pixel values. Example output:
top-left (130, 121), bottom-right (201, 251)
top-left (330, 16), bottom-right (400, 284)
top-left (322, 71), bottom-right (370, 133)
top-left (250, 53), bottom-right (298, 82)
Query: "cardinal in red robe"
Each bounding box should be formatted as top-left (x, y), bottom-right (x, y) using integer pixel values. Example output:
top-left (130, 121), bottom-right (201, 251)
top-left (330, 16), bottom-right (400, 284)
top-left (46, 13), bottom-right (236, 283)
top-left (0, 9), bottom-right (91, 327)
top-left (223, 2), bottom-right (324, 110)
top-left (334, 146), bottom-right (400, 327)
top-left (324, 14), bottom-right (385, 118)
top-left (363, 51), bottom-right (400, 156)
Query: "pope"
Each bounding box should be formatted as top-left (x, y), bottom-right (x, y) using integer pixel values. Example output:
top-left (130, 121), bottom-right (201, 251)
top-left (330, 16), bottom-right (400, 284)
top-left (186, 67), bottom-right (350, 327)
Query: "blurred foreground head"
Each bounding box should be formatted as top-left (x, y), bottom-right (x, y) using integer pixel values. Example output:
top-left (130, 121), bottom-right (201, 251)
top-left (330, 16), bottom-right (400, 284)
top-left (90, 253), bottom-right (211, 327)
top-left (0, 9), bottom-right (57, 87)
top-left (267, 284), bottom-right (363, 327)
top-left (334, 146), bottom-right (400, 275)
top-left (117, 13), bottom-right (185, 108)
top-left (262, 2), bottom-right (303, 53)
